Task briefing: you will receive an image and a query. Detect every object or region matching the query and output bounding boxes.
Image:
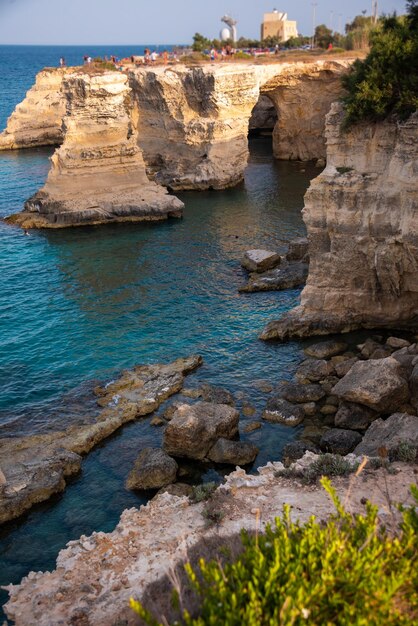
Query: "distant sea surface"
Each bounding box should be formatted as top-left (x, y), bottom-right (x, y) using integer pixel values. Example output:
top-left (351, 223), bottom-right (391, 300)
top-left (0, 46), bottom-right (315, 619)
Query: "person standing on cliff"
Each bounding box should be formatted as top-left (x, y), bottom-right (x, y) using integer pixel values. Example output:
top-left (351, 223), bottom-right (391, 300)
top-left (59, 57), bottom-right (66, 67)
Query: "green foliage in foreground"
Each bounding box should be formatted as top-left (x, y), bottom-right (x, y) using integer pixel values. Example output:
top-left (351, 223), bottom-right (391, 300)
top-left (342, 1), bottom-right (418, 126)
top-left (131, 479), bottom-right (418, 625)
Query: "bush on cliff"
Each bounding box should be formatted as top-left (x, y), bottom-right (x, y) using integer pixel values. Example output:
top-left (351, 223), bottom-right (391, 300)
top-left (342, 1), bottom-right (418, 126)
top-left (130, 478), bottom-right (418, 625)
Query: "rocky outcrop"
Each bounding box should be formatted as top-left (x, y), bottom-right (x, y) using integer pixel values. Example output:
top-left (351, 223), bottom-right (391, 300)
top-left (126, 448), bottom-right (178, 490)
top-left (132, 61), bottom-right (352, 190)
top-left (4, 458), bottom-right (416, 626)
top-left (0, 355), bottom-right (202, 524)
top-left (3, 61), bottom-right (353, 227)
top-left (0, 68), bottom-right (66, 150)
top-left (261, 103), bottom-right (418, 341)
top-left (5, 71), bottom-right (183, 228)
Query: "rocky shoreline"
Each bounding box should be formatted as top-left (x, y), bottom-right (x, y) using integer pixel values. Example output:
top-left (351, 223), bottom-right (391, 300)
top-left (3, 455), bottom-right (416, 626)
top-left (0, 356), bottom-right (202, 524)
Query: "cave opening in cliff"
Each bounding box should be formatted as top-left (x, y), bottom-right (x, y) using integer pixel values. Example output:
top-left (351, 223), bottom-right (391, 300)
top-left (248, 94), bottom-right (278, 140)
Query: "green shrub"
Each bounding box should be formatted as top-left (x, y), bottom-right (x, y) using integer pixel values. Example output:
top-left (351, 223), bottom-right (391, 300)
top-left (131, 479), bottom-right (418, 625)
top-left (342, 1), bottom-right (418, 126)
top-left (275, 453), bottom-right (356, 483)
top-left (189, 481), bottom-right (217, 503)
top-left (336, 166), bottom-right (354, 174)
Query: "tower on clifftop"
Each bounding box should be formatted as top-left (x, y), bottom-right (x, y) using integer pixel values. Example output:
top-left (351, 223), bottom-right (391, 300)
top-left (220, 15), bottom-right (238, 42)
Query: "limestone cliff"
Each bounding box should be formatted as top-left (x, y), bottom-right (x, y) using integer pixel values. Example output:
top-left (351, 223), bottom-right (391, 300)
top-left (261, 103), bottom-right (418, 340)
top-left (131, 60), bottom-right (352, 190)
top-left (2, 60), bottom-right (353, 226)
top-left (6, 71), bottom-right (183, 228)
top-left (0, 68), bottom-right (66, 150)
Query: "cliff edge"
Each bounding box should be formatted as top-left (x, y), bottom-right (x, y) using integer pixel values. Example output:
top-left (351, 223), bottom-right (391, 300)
top-left (261, 103), bottom-right (418, 340)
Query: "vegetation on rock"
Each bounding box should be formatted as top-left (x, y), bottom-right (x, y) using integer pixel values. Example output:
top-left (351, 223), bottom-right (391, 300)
top-left (131, 479), bottom-right (418, 625)
top-left (342, 1), bottom-right (418, 125)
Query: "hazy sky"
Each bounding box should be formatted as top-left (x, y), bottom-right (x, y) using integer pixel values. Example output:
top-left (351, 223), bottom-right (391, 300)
top-left (0, 0), bottom-right (407, 45)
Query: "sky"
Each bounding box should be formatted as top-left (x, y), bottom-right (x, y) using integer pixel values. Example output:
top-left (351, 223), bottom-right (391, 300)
top-left (0, 0), bottom-right (407, 45)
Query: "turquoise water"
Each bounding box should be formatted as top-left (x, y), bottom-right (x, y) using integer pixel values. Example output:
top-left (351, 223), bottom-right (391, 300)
top-left (0, 46), bottom-right (317, 619)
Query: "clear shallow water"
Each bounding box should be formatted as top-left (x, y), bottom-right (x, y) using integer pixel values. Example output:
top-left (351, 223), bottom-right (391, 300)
top-left (0, 46), bottom-right (318, 619)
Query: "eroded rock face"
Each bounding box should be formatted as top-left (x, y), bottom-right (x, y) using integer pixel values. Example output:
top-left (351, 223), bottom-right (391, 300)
top-left (0, 68), bottom-right (66, 150)
top-left (6, 71), bottom-right (183, 228)
top-left (261, 103), bottom-right (418, 341)
top-left (163, 402), bottom-right (239, 460)
top-left (0, 355), bottom-right (202, 524)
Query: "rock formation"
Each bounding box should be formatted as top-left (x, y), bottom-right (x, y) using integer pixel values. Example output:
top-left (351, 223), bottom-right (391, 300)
top-left (261, 103), bottom-right (418, 340)
top-left (5, 71), bottom-right (183, 228)
top-left (131, 60), bottom-right (352, 190)
top-left (0, 68), bottom-right (67, 150)
top-left (0, 355), bottom-right (202, 524)
top-left (1, 60), bottom-right (354, 227)
top-left (4, 457), bottom-right (416, 626)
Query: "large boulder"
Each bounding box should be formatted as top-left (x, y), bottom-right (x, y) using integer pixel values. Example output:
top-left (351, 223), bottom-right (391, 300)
top-left (241, 249), bottom-right (280, 273)
top-left (334, 401), bottom-right (378, 431)
top-left (163, 402), bottom-right (239, 460)
top-left (332, 357), bottom-right (409, 413)
top-left (354, 413), bottom-right (418, 457)
top-left (207, 438), bottom-right (259, 465)
top-left (262, 396), bottom-right (305, 426)
top-left (304, 340), bottom-right (347, 360)
top-left (320, 429), bottom-right (362, 455)
top-left (282, 440), bottom-right (320, 465)
top-left (281, 383), bottom-right (325, 404)
top-left (126, 448), bottom-right (178, 490)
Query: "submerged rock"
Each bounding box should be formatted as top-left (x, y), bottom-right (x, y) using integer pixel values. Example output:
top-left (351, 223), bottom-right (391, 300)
top-left (163, 402), bottom-right (239, 460)
top-left (207, 438), bottom-right (259, 465)
top-left (0, 355), bottom-right (202, 525)
top-left (239, 261), bottom-right (308, 293)
top-left (281, 382), bottom-right (325, 404)
top-left (295, 358), bottom-right (334, 383)
top-left (200, 384), bottom-right (235, 406)
top-left (241, 249), bottom-right (280, 273)
top-left (262, 396), bottom-right (305, 426)
top-left (126, 448), bottom-right (178, 490)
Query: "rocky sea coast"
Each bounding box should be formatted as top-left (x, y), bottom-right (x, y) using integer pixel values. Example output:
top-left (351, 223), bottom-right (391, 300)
top-left (0, 51), bottom-right (417, 624)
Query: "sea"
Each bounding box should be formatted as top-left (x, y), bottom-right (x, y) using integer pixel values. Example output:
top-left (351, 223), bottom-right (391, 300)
top-left (0, 45), bottom-right (317, 620)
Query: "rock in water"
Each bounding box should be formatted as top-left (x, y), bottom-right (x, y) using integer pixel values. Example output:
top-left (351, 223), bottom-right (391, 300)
top-left (207, 439), bottom-right (259, 465)
top-left (281, 382), bottom-right (325, 404)
top-left (304, 340), bottom-right (348, 359)
top-left (126, 448), bottom-right (178, 490)
top-left (163, 402), bottom-right (239, 460)
top-left (239, 262), bottom-right (308, 293)
top-left (262, 396), bottom-right (305, 426)
top-left (7, 71), bottom-right (183, 229)
top-left (332, 357), bottom-right (409, 412)
top-left (0, 355), bottom-right (202, 524)
top-left (354, 413), bottom-right (418, 457)
top-left (241, 250), bottom-right (281, 273)
top-left (320, 429), bottom-right (362, 455)
top-left (200, 384), bottom-right (235, 406)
